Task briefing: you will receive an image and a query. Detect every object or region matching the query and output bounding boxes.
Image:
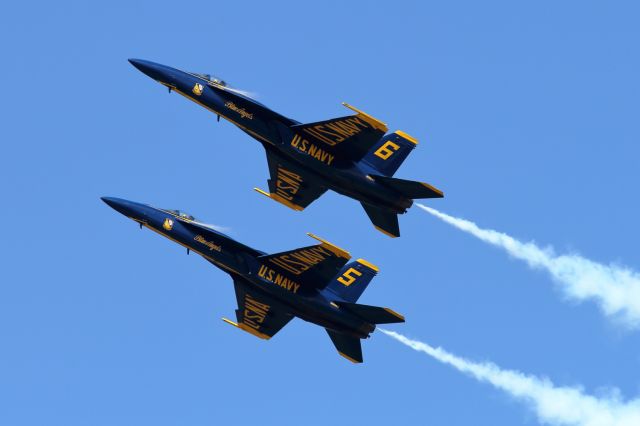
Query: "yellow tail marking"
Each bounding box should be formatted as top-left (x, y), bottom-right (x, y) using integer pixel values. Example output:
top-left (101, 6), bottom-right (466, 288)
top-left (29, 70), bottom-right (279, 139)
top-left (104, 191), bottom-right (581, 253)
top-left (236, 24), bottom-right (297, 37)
top-left (307, 233), bottom-right (351, 259)
top-left (356, 258), bottom-right (380, 272)
top-left (395, 130), bottom-right (419, 145)
top-left (341, 102), bottom-right (388, 132)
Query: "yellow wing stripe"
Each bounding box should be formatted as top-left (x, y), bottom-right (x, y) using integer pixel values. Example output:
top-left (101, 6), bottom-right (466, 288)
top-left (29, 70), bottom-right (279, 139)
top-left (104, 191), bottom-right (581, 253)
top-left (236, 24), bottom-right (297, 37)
top-left (238, 323), bottom-right (271, 340)
top-left (341, 102), bottom-right (388, 132)
top-left (221, 317), bottom-right (272, 340)
top-left (306, 233), bottom-right (351, 259)
top-left (356, 258), bottom-right (380, 272)
top-left (254, 187), bottom-right (305, 211)
top-left (395, 130), bottom-right (419, 145)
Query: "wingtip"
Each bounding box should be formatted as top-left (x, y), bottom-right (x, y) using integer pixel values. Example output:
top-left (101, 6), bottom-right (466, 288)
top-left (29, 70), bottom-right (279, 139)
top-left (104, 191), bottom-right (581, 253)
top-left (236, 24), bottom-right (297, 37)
top-left (254, 188), bottom-right (305, 211)
top-left (222, 317), bottom-right (239, 327)
top-left (341, 102), bottom-right (388, 132)
top-left (307, 233), bottom-right (351, 259)
top-left (253, 187), bottom-right (270, 197)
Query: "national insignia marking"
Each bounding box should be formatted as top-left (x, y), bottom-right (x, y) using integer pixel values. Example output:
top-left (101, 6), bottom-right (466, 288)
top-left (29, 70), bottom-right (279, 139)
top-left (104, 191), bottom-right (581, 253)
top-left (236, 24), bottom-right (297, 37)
top-left (192, 83), bottom-right (204, 96)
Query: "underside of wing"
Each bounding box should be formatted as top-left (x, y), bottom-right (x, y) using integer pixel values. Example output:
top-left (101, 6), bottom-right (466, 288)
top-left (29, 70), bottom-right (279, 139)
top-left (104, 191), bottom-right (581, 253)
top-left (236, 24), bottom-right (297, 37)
top-left (223, 277), bottom-right (294, 339)
top-left (255, 149), bottom-right (327, 211)
top-left (256, 233), bottom-right (351, 293)
top-left (289, 103), bottom-right (388, 163)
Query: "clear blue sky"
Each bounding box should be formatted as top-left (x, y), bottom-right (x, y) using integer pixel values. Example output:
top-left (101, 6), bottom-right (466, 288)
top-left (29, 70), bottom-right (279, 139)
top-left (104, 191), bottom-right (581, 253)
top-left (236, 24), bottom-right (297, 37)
top-left (1, 1), bottom-right (639, 425)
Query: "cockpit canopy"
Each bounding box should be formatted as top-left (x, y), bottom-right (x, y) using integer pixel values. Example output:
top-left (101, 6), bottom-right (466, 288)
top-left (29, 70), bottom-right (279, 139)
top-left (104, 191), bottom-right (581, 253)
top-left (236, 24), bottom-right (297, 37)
top-left (164, 209), bottom-right (196, 221)
top-left (191, 72), bottom-right (227, 87)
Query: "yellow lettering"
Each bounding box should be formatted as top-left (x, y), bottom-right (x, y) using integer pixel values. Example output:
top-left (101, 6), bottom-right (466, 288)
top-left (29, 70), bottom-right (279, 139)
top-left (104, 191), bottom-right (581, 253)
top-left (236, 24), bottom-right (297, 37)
top-left (258, 265), bottom-right (268, 278)
top-left (304, 128), bottom-right (336, 146)
top-left (326, 121), bottom-right (356, 138)
top-left (374, 141), bottom-right (400, 160)
top-left (337, 267), bottom-right (363, 286)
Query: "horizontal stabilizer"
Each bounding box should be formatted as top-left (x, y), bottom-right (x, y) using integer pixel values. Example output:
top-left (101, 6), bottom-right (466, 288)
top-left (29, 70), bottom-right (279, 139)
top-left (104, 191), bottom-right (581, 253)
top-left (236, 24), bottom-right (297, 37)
top-left (361, 202), bottom-right (400, 238)
top-left (334, 301), bottom-right (405, 324)
top-left (326, 329), bottom-right (363, 363)
top-left (371, 175), bottom-right (443, 199)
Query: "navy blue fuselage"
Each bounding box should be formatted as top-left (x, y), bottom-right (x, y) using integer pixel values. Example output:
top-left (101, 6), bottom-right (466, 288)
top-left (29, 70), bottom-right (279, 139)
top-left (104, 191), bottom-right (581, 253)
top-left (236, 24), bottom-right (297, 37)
top-left (102, 197), bottom-right (377, 340)
top-left (129, 59), bottom-right (415, 214)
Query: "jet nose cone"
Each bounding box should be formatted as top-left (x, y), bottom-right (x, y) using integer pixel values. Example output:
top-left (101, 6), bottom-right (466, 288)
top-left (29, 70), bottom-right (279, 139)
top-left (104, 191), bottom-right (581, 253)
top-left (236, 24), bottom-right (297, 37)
top-left (128, 58), bottom-right (175, 84)
top-left (128, 58), bottom-right (153, 75)
top-left (101, 197), bottom-right (151, 224)
top-left (101, 196), bottom-right (130, 216)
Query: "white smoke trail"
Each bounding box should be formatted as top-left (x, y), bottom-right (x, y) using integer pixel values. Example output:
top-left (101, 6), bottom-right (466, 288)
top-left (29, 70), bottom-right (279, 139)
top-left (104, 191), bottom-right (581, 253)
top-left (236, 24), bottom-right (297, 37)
top-left (417, 204), bottom-right (640, 328)
top-left (381, 329), bottom-right (640, 426)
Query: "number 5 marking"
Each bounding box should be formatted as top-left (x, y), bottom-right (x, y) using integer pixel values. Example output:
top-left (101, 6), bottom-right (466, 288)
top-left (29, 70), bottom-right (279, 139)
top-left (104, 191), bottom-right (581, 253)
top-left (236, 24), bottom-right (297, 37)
top-left (337, 267), bottom-right (363, 286)
top-left (374, 141), bottom-right (400, 160)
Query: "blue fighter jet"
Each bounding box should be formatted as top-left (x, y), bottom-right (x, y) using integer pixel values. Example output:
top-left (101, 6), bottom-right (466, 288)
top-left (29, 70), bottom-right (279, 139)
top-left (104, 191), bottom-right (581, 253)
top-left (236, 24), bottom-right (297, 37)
top-left (129, 59), bottom-right (443, 237)
top-left (102, 197), bottom-right (404, 363)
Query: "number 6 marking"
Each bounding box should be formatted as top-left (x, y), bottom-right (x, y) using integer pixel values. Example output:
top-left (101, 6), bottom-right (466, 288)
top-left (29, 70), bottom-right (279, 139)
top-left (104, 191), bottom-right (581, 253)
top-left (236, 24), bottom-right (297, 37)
top-left (374, 141), bottom-right (400, 160)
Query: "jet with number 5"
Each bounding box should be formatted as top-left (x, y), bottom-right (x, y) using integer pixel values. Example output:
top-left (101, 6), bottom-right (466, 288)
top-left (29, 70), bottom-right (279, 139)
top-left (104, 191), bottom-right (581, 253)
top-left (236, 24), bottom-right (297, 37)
top-left (129, 59), bottom-right (443, 237)
top-left (102, 196), bottom-right (404, 363)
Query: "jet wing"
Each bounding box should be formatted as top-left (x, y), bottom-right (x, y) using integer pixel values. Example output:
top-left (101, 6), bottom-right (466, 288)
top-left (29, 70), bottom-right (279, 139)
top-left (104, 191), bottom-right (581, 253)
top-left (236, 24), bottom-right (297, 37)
top-left (289, 103), bottom-right (387, 163)
top-left (255, 149), bottom-right (327, 211)
top-left (223, 277), bottom-right (294, 340)
top-left (257, 233), bottom-right (351, 292)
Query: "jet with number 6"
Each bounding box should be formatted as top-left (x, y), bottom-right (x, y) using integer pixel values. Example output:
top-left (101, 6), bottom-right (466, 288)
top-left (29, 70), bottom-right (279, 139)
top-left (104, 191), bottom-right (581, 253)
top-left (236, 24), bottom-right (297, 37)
top-left (102, 196), bottom-right (404, 363)
top-left (129, 59), bottom-right (443, 237)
